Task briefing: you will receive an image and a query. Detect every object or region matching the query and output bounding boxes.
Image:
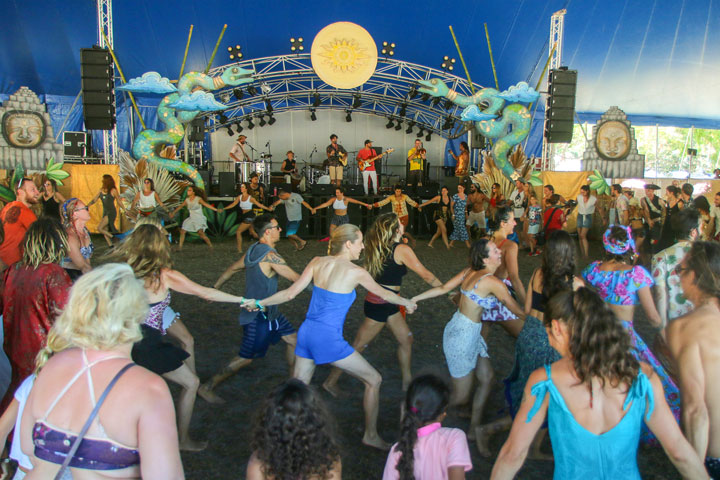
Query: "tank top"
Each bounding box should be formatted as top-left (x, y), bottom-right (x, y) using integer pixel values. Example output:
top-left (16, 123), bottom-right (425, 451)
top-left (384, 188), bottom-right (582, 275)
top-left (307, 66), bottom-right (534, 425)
top-left (41, 195), bottom-right (61, 219)
top-left (375, 243), bottom-right (408, 286)
top-left (333, 198), bottom-right (347, 209)
top-left (138, 191), bottom-right (157, 209)
top-left (238, 243), bottom-right (279, 325)
top-left (239, 195), bottom-right (253, 210)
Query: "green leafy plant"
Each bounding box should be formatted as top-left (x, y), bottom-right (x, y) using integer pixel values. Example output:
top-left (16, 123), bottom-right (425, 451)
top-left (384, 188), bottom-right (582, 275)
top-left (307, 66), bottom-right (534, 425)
top-left (588, 169), bottom-right (611, 196)
top-left (45, 157), bottom-right (70, 185)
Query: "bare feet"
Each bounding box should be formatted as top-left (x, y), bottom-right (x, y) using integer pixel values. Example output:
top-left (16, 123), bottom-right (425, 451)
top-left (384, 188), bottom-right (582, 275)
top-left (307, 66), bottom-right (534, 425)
top-left (362, 434), bottom-right (391, 451)
top-left (475, 426), bottom-right (493, 457)
top-left (428, 242), bottom-right (434, 248)
top-left (179, 439), bottom-right (208, 452)
top-left (298, 240), bottom-right (307, 251)
top-left (322, 381), bottom-right (349, 398)
top-left (198, 384), bottom-right (226, 404)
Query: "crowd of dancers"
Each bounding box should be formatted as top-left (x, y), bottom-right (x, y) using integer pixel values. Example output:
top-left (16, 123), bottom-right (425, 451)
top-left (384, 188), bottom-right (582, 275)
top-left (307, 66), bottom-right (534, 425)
top-left (0, 173), bottom-right (718, 479)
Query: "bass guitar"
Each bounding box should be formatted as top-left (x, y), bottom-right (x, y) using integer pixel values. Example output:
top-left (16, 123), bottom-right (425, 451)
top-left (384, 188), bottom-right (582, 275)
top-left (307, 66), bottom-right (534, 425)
top-left (358, 148), bottom-right (394, 171)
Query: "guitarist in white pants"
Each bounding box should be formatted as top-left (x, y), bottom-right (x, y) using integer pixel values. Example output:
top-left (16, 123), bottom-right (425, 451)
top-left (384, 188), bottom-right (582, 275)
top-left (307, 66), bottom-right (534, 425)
top-left (357, 139), bottom-right (379, 195)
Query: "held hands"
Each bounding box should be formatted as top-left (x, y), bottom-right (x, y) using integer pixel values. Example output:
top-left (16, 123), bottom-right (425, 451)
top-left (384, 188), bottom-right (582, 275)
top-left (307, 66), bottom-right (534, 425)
top-left (311, 208), bottom-right (317, 215)
top-left (366, 203), bottom-right (373, 210)
top-left (404, 300), bottom-right (418, 314)
top-left (240, 298), bottom-right (258, 311)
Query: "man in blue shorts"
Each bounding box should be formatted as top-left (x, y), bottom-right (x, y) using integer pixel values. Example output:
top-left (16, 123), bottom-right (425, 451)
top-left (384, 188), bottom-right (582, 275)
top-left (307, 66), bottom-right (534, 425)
top-left (270, 187), bottom-right (314, 250)
top-left (199, 214), bottom-right (300, 403)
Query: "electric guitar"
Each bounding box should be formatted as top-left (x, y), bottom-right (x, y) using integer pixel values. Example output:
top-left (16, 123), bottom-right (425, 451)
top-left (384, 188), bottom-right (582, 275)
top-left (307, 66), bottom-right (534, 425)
top-left (358, 148), bottom-right (394, 171)
top-left (338, 151), bottom-right (349, 167)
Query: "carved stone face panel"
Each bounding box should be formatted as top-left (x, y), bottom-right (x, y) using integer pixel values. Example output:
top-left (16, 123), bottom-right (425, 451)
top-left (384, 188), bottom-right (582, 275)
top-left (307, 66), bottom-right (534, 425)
top-left (595, 120), bottom-right (631, 160)
top-left (2, 110), bottom-right (46, 148)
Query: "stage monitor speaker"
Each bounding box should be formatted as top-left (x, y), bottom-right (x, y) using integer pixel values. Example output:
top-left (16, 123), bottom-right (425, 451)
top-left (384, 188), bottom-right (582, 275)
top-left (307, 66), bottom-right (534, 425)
top-left (545, 68), bottom-right (577, 144)
top-left (198, 170), bottom-right (210, 189)
top-left (63, 132), bottom-right (89, 157)
top-left (81, 47), bottom-right (115, 130)
top-left (346, 184), bottom-right (364, 196)
top-left (189, 118), bottom-right (205, 142)
top-left (219, 172), bottom-right (236, 196)
top-left (312, 184), bottom-right (336, 196)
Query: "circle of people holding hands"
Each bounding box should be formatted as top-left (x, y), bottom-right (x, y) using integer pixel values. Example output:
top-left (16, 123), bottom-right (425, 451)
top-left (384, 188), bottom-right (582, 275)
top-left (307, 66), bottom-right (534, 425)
top-left (0, 172), bottom-right (719, 479)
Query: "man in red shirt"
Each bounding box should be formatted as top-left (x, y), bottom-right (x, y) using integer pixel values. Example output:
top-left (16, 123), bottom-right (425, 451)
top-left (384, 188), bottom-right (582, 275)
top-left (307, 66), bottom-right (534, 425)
top-left (357, 139), bottom-right (379, 195)
top-left (0, 178), bottom-right (40, 267)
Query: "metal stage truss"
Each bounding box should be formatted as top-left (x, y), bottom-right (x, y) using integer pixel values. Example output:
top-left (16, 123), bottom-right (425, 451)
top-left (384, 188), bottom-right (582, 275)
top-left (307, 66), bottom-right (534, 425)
top-left (204, 55), bottom-right (482, 138)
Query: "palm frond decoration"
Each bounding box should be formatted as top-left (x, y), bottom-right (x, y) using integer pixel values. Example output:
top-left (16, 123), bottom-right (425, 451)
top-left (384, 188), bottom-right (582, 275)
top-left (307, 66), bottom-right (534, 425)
top-left (119, 150), bottom-right (189, 220)
top-left (45, 157), bottom-right (70, 186)
top-left (471, 145), bottom-right (538, 198)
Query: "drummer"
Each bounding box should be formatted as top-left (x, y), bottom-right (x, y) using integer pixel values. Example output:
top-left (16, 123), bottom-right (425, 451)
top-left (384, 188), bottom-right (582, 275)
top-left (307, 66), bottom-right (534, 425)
top-left (230, 134), bottom-right (251, 183)
top-left (281, 151), bottom-right (298, 184)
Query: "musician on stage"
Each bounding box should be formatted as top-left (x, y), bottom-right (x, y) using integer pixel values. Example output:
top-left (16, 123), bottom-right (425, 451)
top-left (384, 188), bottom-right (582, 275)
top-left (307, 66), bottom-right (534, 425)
top-left (406, 139), bottom-right (426, 187)
top-left (281, 151), bottom-right (298, 185)
top-left (230, 135), bottom-right (251, 184)
top-left (326, 134), bottom-right (347, 187)
top-left (357, 139), bottom-right (379, 195)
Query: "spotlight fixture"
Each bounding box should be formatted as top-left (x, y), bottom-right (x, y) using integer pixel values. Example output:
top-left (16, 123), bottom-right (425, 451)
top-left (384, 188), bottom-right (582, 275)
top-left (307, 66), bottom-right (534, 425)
top-left (441, 116), bottom-right (456, 130)
top-left (267, 114), bottom-right (276, 125)
top-left (441, 55), bottom-right (456, 72)
top-left (352, 94), bottom-right (362, 109)
top-left (227, 45), bottom-right (243, 61)
top-left (394, 121), bottom-right (402, 131)
top-left (431, 97), bottom-right (441, 107)
top-left (380, 41), bottom-right (395, 57)
top-left (290, 37), bottom-right (304, 52)
top-left (407, 84), bottom-right (418, 99)
top-left (309, 107), bottom-right (317, 121)
top-left (260, 83), bottom-right (271, 94)
top-left (264, 98), bottom-right (273, 112)
top-left (312, 92), bottom-right (321, 107)
top-left (420, 93), bottom-right (430, 102)
top-left (226, 125), bottom-right (234, 136)
top-left (247, 86), bottom-right (258, 96)
top-left (233, 88), bottom-right (244, 101)
top-left (218, 113), bottom-right (228, 124)
top-left (220, 93), bottom-right (231, 104)
top-left (444, 99), bottom-right (454, 110)
top-left (398, 103), bottom-right (407, 117)
top-left (405, 121), bottom-right (415, 134)
top-left (234, 121), bottom-right (243, 133)
top-left (345, 110), bottom-right (353, 122)
top-left (247, 117), bottom-right (255, 129)
top-left (385, 118), bottom-right (394, 129)
top-left (416, 127), bottom-right (424, 138)
top-left (425, 132), bottom-right (432, 141)
top-left (258, 115), bottom-right (267, 127)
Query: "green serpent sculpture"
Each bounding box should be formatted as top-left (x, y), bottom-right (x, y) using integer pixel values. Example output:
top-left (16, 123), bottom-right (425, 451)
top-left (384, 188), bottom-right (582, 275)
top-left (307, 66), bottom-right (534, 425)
top-left (418, 79), bottom-right (538, 182)
top-left (119, 66), bottom-right (254, 189)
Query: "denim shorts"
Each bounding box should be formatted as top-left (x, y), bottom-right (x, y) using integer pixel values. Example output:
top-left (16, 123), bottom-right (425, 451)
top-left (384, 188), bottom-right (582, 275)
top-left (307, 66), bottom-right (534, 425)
top-left (577, 213), bottom-right (593, 229)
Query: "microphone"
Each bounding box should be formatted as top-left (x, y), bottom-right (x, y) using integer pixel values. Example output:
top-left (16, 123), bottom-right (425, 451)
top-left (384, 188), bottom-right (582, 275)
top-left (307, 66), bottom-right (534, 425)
top-left (265, 141), bottom-right (270, 147)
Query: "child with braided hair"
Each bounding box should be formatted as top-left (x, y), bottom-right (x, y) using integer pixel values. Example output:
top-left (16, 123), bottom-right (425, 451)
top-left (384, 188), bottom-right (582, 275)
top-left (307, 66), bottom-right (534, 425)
top-left (383, 374), bottom-right (472, 479)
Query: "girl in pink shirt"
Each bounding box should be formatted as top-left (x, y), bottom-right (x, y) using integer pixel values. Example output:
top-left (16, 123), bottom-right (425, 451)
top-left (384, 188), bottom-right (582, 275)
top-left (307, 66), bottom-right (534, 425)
top-left (383, 374), bottom-right (472, 479)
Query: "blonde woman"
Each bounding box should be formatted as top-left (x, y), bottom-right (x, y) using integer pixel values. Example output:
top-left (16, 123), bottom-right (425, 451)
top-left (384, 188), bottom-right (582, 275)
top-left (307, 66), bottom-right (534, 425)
top-left (243, 224), bottom-right (417, 450)
top-left (60, 198), bottom-right (93, 281)
top-left (323, 213), bottom-right (441, 395)
top-left (115, 225), bottom-right (247, 451)
top-left (20, 263), bottom-right (184, 479)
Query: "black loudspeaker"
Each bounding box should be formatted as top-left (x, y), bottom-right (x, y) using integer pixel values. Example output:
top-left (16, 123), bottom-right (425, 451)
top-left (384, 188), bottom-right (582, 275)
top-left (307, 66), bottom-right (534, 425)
top-left (189, 118), bottom-right (205, 142)
top-left (81, 47), bottom-right (115, 130)
top-left (198, 170), bottom-right (210, 189)
top-left (219, 172), bottom-right (236, 196)
top-left (346, 184), bottom-right (364, 196)
top-left (312, 184), bottom-right (336, 196)
top-left (472, 132), bottom-right (487, 150)
top-left (416, 184), bottom-right (439, 198)
top-left (63, 132), bottom-right (89, 157)
top-left (545, 68), bottom-right (577, 143)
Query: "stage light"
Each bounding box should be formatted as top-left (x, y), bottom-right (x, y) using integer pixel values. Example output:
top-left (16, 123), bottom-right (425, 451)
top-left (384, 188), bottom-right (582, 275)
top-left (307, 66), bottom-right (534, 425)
top-left (421, 93), bottom-right (430, 102)
top-left (290, 37), bottom-right (304, 52)
top-left (313, 92), bottom-right (321, 107)
top-left (234, 121), bottom-right (243, 133)
top-left (352, 94), bottom-right (362, 109)
top-left (425, 132), bottom-right (432, 141)
top-left (407, 84), bottom-right (418, 99)
top-left (227, 45), bottom-right (243, 61)
top-left (233, 88), bottom-right (243, 101)
top-left (381, 41), bottom-right (395, 57)
top-left (398, 103), bottom-right (407, 117)
top-left (431, 97), bottom-right (441, 107)
top-left (247, 86), bottom-right (258, 96)
top-left (441, 55), bottom-right (456, 72)
top-left (226, 125), bottom-right (234, 136)
top-left (268, 114), bottom-right (276, 125)
top-left (394, 121), bottom-right (402, 131)
top-left (261, 83), bottom-right (271, 94)
top-left (264, 98), bottom-right (273, 112)
top-left (444, 99), bottom-right (454, 110)
top-left (247, 117), bottom-right (255, 129)
top-left (385, 118), bottom-right (394, 129)
top-left (345, 110), bottom-right (353, 122)
top-left (219, 113), bottom-right (228, 124)
top-left (309, 107), bottom-right (317, 121)
top-left (416, 127), bottom-right (424, 138)
top-left (405, 121), bottom-right (415, 134)
top-left (258, 115), bottom-right (267, 127)
top-left (220, 93), bottom-right (231, 104)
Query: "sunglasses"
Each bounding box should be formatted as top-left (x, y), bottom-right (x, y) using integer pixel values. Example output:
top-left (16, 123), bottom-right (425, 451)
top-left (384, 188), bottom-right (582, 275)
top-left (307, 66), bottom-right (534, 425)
top-left (676, 265), bottom-right (690, 275)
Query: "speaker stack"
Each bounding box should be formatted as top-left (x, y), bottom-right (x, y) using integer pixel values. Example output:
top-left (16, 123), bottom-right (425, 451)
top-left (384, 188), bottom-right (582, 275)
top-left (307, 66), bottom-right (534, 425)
top-left (545, 68), bottom-right (577, 143)
top-left (188, 118), bottom-right (205, 142)
top-left (80, 47), bottom-right (115, 130)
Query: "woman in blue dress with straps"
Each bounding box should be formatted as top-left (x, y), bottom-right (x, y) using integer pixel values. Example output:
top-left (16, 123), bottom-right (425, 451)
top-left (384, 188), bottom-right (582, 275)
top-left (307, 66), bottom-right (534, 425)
top-left (491, 288), bottom-right (707, 479)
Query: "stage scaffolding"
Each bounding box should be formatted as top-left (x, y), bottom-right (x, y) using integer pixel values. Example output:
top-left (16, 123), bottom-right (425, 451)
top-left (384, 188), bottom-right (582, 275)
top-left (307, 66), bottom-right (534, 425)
top-left (540, 9), bottom-right (567, 172)
top-left (96, 0), bottom-right (118, 164)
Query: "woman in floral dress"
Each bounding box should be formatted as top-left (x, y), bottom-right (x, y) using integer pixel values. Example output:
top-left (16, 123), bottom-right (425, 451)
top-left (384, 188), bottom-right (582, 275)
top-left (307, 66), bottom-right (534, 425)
top-left (449, 183), bottom-right (470, 248)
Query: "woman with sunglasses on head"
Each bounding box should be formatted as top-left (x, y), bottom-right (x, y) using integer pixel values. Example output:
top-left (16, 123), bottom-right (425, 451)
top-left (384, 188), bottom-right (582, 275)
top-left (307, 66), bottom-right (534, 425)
top-left (582, 225), bottom-right (680, 442)
top-left (40, 178), bottom-right (65, 221)
top-left (129, 178), bottom-right (168, 220)
top-left (60, 198), bottom-right (93, 281)
top-left (87, 174), bottom-right (125, 247)
top-left (491, 288), bottom-right (709, 479)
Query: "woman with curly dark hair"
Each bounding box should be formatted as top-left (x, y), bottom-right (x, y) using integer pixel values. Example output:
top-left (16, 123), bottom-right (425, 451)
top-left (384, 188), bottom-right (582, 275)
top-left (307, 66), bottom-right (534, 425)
top-left (476, 230), bottom-right (583, 457)
top-left (87, 174), bottom-right (124, 247)
top-left (491, 288), bottom-right (708, 479)
top-left (247, 379), bottom-right (341, 480)
top-left (383, 374), bottom-right (472, 480)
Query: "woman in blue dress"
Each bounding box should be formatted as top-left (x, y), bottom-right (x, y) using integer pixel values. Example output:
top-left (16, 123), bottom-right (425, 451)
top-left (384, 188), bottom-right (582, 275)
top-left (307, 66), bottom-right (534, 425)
top-left (245, 224), bottom-right (417, 450)
top-left (449, 183), bottom-right (470, 248)
top-left (492, 288), bottom-right (707, 479)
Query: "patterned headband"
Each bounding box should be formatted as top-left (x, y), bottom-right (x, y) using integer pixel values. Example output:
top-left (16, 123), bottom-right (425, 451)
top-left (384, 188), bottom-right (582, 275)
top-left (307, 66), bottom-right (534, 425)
top-left (602, 225), bottom-right (636, 255)
top-left (61, 198), bottom-right (80, 218)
